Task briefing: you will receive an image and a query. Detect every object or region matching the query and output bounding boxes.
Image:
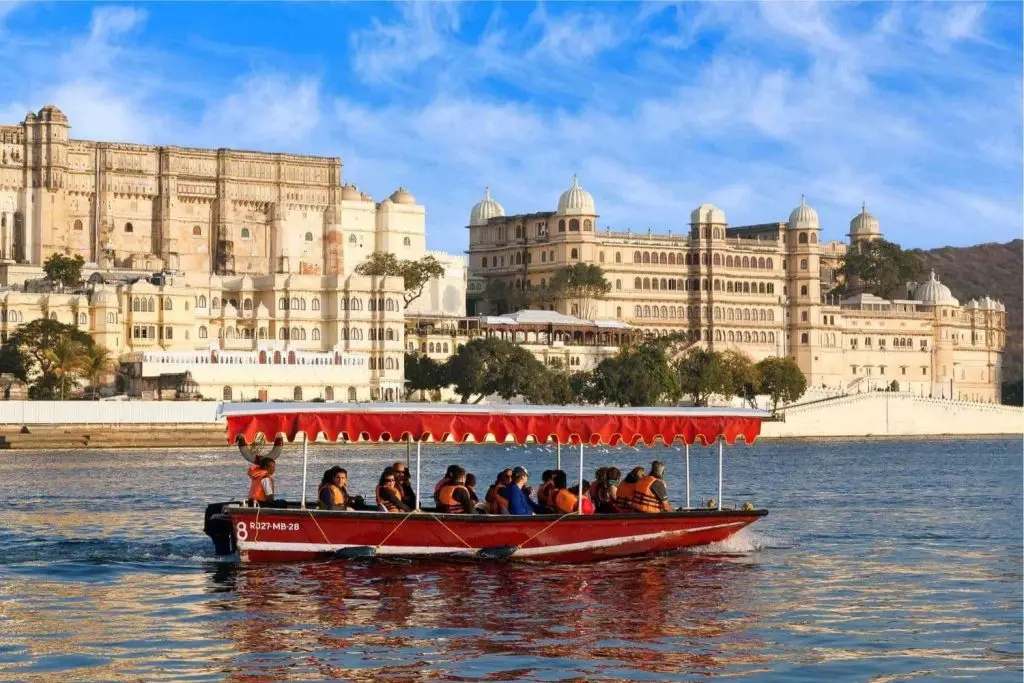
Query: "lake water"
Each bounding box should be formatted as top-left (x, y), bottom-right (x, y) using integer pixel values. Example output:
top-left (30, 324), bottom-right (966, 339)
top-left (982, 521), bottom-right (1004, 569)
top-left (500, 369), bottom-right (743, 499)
top-left (0, 438), bottom-right (1021, 681)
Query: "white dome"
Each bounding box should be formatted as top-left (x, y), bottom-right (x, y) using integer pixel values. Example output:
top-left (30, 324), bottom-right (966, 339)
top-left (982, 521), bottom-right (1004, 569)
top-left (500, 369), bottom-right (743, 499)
top-left (341, 184), bottom-right (362, 201)
top-left (789, 195), bottom-right (819, 230)
top-left (914, 270), bottom-right (959, 306)
top-left (690, 203), bottom-right (726, 225)
top-left (557, 175), bottom-right (596, 216)
top-left (469, 187), bottom-right (505, 226)
top-left (849, 201), bottom-right (880, 237)
top-left (389, 187), bottom-right (416, 204)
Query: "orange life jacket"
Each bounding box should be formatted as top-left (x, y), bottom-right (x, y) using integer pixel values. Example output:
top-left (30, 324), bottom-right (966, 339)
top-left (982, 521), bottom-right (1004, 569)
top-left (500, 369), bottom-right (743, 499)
top-left (486, 484), bottom-right (510, 514)
top-left (631, 475), bottom-right (666, 513)
top-left (438, 484), bottom-right (470, 514)
top-left (537, 481), bottom-right (554, 508)
top-left (376, 485), bottom-right (400, 512)
top-left (318, 483), bottom-right (344, 509)
top-left (248, 465), bottom-right (271, 502)
top-left (615, 480), bottom-right (636, 511)
top-left (553, 488), bottom-right (579, 514)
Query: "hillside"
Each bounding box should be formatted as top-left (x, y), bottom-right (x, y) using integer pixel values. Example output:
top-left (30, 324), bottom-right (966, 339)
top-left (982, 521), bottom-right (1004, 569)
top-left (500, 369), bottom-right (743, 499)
top-left (914, 239), bottom-right (1022, 382)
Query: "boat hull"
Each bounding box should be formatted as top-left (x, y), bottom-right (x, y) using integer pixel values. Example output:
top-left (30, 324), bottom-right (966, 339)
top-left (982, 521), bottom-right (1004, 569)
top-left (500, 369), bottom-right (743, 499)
top-left (218, 506), bottom-right (767, 563)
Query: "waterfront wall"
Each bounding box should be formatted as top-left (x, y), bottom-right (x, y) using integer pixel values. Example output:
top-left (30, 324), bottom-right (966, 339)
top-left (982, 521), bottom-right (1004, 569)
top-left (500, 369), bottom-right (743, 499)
top-left (762, 393), bottom-right (1024, 438)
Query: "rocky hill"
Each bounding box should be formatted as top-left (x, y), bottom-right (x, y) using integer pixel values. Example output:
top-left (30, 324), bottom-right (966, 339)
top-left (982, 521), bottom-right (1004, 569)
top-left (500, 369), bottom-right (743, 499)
top-left (913, 239), bottom-right (1022, 382)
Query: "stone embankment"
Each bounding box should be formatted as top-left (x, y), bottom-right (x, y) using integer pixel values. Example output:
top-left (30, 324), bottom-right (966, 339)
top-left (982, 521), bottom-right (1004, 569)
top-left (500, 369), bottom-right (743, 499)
top-left (0, 395), bottom-right (1020, 450)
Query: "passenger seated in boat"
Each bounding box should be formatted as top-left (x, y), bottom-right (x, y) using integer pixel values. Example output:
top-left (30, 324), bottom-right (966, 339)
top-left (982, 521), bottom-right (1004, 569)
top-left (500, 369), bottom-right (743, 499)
top-left (615, 466), bottom-right (645, 512)
top-left (391, 462), bottom-right (417, 509)
top-left (437, 466), bottom-right (475, 514)
top-left (376, 468), bottom-right (412, 512)
top-left (631, 460), bottom-right (673, 513)
top-left (485, 469), bottom-right (513, 514)
top-left (589, 467), bottom-right (606, 499)
top-left (433, 465), bottom-right (460, 505)
top-left (501, 466), bottom-right (541, 515)
top-left (247, 457), bottom-right (276, 507)
top-left (318, 467), bottom-right (357, 510)
top-left (551, 471), bottom-right (593, 515)
top-left (536, 470), bottom-right (556, 512)
top-left (594, 467), bottom-right (620, 513)
top-left (465, 473), bottom-right (480, 504)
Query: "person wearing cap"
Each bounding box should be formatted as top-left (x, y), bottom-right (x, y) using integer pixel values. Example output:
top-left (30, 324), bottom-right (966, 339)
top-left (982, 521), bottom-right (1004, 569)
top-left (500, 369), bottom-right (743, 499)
top-left (500, 466), bottom-right (541, 516)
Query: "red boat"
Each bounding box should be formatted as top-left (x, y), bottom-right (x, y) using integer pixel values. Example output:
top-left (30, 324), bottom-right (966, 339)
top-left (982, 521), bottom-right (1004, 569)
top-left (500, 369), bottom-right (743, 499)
top-left (204, 404), bottom-right (769, 563)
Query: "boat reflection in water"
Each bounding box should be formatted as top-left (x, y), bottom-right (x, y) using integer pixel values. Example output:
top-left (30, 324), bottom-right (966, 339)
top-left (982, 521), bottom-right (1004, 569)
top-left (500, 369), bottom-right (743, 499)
top-left (209, 547), bottom-right (770, 681)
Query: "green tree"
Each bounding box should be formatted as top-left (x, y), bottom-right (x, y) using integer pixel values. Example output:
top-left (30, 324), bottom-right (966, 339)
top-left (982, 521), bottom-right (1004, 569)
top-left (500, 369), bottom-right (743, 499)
top-left (81, 344), bottom-right (116, 399)
top-left (755, 356), bottom-right (808, 413)
top-left (1002, 377), bottom-right (1023, 406)
top-left (0, 318), bottom-right (94, 387)
top-left (446, 338), bottom-right (549, 403)
top-left (482, 279), bottom-right (530, 315)
top-left (404, 352), bottom-right (450, 400)
top-left (549, 264), bottom-right (611, 318)
top-left (355, 251), bottom-right (445, 309)
top-left (589, 343), bottom-right (677, 406)
top-left (834, 239), bottom-right (923, 300)
top-left (675, 348), bottom-right (758, 407)
top-left (45, 337), bottom-right (88, 400)
top-left (43, 253), bottom-right (86, 290)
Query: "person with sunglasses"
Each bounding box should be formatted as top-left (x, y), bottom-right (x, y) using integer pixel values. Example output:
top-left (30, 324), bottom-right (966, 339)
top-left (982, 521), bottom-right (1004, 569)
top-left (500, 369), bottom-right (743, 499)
top-left (375, 467), bottom-right (412, 512)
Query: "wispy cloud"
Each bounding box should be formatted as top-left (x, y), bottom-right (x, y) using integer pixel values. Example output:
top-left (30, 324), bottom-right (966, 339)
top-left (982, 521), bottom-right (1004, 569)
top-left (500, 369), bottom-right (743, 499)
top-left (0, 2), bottom-right (1017, 251)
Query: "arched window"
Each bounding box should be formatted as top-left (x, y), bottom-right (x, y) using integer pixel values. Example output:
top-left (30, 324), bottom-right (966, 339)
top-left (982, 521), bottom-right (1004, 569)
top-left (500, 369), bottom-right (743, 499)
top-left (799, 232), bottom-right (808, 244)
top-left (348, 387), bottom-right (357, 401)
top-left (305, 232), bottom-right (314, 242)
top-left (714, 279), bottom-right (721, 291)
top-left (759, 283), bottom-right (766, 294)
top-left (193, 225), bottom-right (202, 236)
top-left (800, 259), bottom-right (808, 270)
top-left (652, 279), bottom-right (659, 291)
top-left (73, 219), bottom-right (83, 231)
top-left (568, 219), bottom-right (579, 232)
top-left (800, 285), bottom-right (808, 296)
top-left (515, 252), bottom-right (522, 265)
top-left (599, 251), bottom-right (605, 263)
top-left (643, 252), bottom-right (651, 264)
top-left (147, 297), bottom-right (156, 312)
top-left (634, 277), bottom-right (642, 289)
top-left (223, 386), bottom-right (233, 401)
top-left (125, 222), bottom-right (134, 233)
top-left (758, 257), bottom-right (766, 269)
top-left (279, 328), bottom-right (289, 340)
top-left (810, 233), bottom-right (818, 244)
top-left (741, 256), bottom-right (749, 268)
top-left (634, 251), bottom-right (642, 263)
top-left (643, 305), bottom-right (651, 317)
top-left (241, 228), bottom-right (251, 239)
top-left (713, 253), bottom-right (721, 265)
top-left (241, 298), bottom-right (251, 311)
top-left (294, 387), bottom-right (303, 401)
top-left (570, 248), bottom-right (578, 260)
top-left (726, 255), bottom-right (733, 267)
top-left (291, 297), bottom-right (300, 310)
top-left (212, 297), bottom-right (221, 309)
top-left (403, 236), bottom-right (411, 246)
top-left (199, 326), bottom-right (208, 339)
top-left (163, 298), bottom-right (172, 311)
top-left (800, 333), bottom-right (809, 344)
top-left (558, 219), bottom-right (566, 232)
top-left (743, 282), bottom-right (750, 293)
top-left (198, 295), bottom-right (207, 308)
top-left (615, 252), bottom-right (621, 264)
top-left (635, 305), bottom-right (642, 317)
top-left (767, 283), bottom-right (775, 294)
top-left (643, 277), bottom-right (651, 290)
top-left (766, 258), bottom-right (773, 269)
top-left (583, 219), bottom-right (592, 231)
top-left (78, 313), bottom-right (87, 325)
top-left (660, 253), bottom-right (667, 265)
top-left (668, 253), bottom-right (676, 265)
top-left (312, 298), bottom-right (320, 311)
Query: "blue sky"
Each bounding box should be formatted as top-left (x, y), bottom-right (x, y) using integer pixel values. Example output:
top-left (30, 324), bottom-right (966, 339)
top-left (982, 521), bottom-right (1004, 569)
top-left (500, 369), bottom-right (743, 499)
top-left (0, 2), bottom-right (1020, 251)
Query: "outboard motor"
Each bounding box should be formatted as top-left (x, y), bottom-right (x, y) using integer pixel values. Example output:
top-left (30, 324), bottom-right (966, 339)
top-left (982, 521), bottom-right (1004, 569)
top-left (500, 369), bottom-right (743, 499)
top-left (204, 502), bottom-right (238, 556)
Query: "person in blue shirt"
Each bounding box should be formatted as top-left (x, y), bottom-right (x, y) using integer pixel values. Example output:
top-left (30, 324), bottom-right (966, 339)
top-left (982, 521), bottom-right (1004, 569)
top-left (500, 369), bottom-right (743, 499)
top-left (500, 466), bottom-right (542, 515)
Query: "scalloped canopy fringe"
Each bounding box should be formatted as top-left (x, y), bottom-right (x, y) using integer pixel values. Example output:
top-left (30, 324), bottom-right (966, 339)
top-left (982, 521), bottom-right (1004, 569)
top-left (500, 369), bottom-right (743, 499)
top-left (226, 412), bottom-right (762, 447)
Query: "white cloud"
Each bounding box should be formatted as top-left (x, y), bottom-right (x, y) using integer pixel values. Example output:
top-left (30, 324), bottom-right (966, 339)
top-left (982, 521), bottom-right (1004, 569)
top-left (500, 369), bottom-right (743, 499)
top-left (199, 75), bottom-right (322, 149)
top-left (526, 5), bottom-right (622, 63)
top-left (350, 3), bottom-right (461, 84)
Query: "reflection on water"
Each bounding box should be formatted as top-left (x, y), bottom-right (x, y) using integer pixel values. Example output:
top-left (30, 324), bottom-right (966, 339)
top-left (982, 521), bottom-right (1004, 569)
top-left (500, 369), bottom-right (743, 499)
top-left (0, 439), bottom-right (1021, 681)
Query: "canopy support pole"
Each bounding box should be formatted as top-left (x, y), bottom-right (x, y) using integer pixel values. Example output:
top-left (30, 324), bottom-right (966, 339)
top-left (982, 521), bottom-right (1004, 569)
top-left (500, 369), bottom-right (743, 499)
top-left (406, 439), bottom-right (411, 468)
top-left (717, 439), bottom-right (723, 511)
top-left (556, 442), bottom-right (562, 471)
top-left (414, 440), bottom-right (422, 512)
top-left (577, 440), bottom-right (584, 513)
top-left (300, 433), bottom-right (309, 510)
top-left (685, 443), bottom-right (691, 510)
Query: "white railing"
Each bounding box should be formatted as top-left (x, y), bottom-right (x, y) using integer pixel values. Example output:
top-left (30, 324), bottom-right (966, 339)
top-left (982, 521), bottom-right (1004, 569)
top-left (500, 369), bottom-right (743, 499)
top-left (0, 401), bottom-right (221, 425)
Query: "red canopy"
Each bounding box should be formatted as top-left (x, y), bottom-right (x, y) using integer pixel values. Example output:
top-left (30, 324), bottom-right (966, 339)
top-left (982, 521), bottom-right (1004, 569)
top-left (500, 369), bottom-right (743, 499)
top-left (221, 404), bottom-right (766, 447)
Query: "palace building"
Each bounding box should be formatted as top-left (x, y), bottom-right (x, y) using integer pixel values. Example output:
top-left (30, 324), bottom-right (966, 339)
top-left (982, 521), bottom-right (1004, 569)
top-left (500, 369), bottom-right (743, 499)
top-left (0, 105), bottom-right (465, 400)
top-left (464, 178), bottom-right (1006, 402)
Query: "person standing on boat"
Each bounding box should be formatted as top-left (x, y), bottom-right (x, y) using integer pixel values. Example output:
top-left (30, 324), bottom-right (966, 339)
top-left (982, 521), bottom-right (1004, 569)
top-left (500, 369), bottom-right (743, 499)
top-left (631, 461), bottom-right (673, 513)
top-left (501, 467), bottom-right (541, 515)
top-left (247, 457), bottom-right (276, 507)
top-left (437, 466), bottom-right (475, 514)
top-left (615, 466), bottom-right (645, 512)
top-left (376, 468), bottom-right (412, 512)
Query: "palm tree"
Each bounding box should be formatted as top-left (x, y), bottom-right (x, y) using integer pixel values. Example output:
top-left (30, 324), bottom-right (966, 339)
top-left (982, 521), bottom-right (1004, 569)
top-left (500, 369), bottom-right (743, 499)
top-left (81, 345), bottom-right (116, 400)
top-left (45, 338), bottom-right (87, 400)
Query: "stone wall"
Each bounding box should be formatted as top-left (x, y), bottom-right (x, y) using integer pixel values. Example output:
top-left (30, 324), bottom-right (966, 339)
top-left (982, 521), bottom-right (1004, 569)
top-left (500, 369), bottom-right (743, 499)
top-left (762, 393), bottom-right (1024, 438)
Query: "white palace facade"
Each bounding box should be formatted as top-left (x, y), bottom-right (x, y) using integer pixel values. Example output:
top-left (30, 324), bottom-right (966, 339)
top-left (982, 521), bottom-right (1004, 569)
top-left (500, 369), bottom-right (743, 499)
top-left (0, 105), bottom-right (465, 401)
top-left (462, 179), bottom-right (1007, 402)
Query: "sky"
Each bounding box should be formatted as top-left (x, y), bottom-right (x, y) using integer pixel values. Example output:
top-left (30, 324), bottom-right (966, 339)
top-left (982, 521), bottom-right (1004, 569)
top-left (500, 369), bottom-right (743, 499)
top-left (0, 1), bottom-right (1020, 252)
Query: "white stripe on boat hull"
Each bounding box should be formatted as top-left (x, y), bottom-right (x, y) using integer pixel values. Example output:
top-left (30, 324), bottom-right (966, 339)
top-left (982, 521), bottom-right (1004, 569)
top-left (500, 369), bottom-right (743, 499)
top-left (236, 521), bottom-right (747, 559)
